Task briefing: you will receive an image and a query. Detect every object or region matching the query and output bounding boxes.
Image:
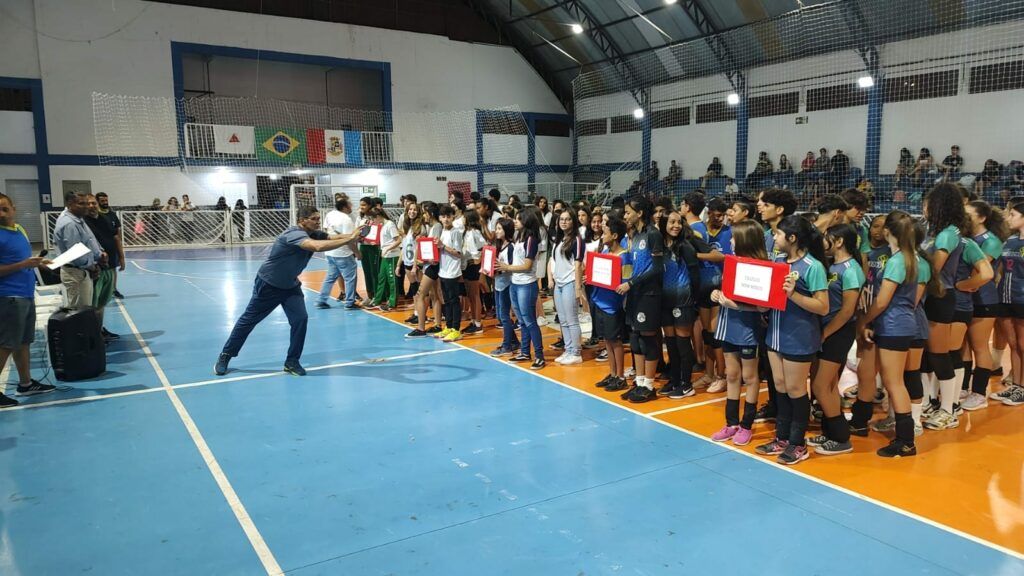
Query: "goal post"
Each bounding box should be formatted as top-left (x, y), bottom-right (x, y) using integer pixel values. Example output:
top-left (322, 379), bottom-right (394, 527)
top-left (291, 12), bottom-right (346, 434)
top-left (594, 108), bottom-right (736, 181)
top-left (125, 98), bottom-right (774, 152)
top-left (288, 184), bottom-right (380, 225)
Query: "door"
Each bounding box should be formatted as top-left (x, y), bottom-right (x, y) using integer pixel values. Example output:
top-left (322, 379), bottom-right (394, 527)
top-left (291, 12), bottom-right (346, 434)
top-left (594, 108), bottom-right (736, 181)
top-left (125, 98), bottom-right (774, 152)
top-left (6, 180), bottom-right (42, 243)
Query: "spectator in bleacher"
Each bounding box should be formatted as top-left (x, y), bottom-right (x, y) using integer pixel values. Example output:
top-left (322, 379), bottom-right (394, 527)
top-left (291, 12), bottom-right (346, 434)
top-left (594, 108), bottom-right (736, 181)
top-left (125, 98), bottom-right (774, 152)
top-left (181, 194), bottom-right (195, 212)
top-left (829, 149), bottom-right (850, 190)
top-left (976, 158), bottom-right (1003, 196)
top-left (0, 192), bottom-right (57, 406)
top-left (54, 190), bottom-right (106, 311)
top-left (912, 147), bottom-right (936, 186)
top-left (796, 150), bottom-right (816, 189)
top-left (701, 157), bottom-right (723, 188)
top-left (895, 147), bottom-right (915, 183)
top-left (747, 151), bottom-right (773, 190)
top-left (723, 177), bottom-right (740, 196)
top-left (940, 145), bottom-right (963, 177)
top-left (163, 197), bottom-right (180, 212)
top-left (232, 199), bottom-right (246, 242)
top-left (95, 192), bottom-right (126, 299)
top-left (215, 196), bottom-right (228, 211)
top-left (814, 148), bottom-right (830, 172)
top-left (665, 160), bottom-right (682, 184)
top-left (150, 198), bottom-right (162, 210)
top-left (646, 161), bottom-right (660, 184)
top-left (83, 194), bottom-right (120, 342)
top-left (1008, 160), bottom-right (1024, 191)
top-left (777, 154), bottom-right (793, 175)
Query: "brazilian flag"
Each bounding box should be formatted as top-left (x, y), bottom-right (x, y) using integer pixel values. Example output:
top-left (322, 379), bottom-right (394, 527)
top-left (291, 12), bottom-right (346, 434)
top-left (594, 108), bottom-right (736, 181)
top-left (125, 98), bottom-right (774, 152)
top-left (256, 127), bottom-right (305, 164)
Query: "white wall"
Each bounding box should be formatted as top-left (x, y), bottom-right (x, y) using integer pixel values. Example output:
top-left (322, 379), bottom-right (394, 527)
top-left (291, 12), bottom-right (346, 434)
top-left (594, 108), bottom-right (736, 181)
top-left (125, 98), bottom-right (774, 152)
top-left (47, 166), bottom-right (258, 208)
top-left (330, 170), bottom-right (475, 205)
top-left (748, 107), bottom-right (867, 173)
top-left (482, 135), bottom-right (527, 165)
top-left (536, 136), bottom-right (571, 165)
top-left (0, 111), bottom-right (36, 154)
top-left (652, 122), bottom-right (736, 179)
top-left (0, 166), bottom-right (39, 197)
top-left (577, 133), bottom-right (642, 165)
top-left (0, 0), bottom-right (41, 78)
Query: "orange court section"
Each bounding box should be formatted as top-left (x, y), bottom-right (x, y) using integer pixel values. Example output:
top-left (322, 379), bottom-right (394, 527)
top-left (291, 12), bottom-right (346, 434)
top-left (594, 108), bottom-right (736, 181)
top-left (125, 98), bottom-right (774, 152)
top-left (299, 266), bottom-right (1024, 555)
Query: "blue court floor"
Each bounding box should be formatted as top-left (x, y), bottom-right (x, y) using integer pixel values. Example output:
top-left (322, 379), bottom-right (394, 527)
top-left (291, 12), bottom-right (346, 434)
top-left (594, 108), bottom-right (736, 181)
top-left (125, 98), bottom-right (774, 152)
top-left (1, 247), bottom-right (1022, 575)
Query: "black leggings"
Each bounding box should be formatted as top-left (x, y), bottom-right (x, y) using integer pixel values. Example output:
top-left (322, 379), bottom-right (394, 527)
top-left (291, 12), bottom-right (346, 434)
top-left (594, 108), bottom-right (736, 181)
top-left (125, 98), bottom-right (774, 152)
top-left (441, 277), bottom-right (462, 330)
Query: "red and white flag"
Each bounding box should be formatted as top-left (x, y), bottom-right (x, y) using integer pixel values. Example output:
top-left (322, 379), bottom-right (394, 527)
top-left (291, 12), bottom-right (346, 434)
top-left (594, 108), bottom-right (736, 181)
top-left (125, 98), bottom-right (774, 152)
top-left (212, 125), bottom-right (255, 155)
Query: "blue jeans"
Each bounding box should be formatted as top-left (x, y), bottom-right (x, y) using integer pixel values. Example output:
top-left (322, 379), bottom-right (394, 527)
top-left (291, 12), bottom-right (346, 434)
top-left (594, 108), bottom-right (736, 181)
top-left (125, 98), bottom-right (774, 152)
top-left (511, 282), bottom-right (543, 360)
top-left (318, 255), bottom-right (358, 306)
top-left (222, 277), bottom-right (307, 363)
top-left (554, 281), bottom-right (582, 356)
top-left (494, 286), bottom-right (519, 352)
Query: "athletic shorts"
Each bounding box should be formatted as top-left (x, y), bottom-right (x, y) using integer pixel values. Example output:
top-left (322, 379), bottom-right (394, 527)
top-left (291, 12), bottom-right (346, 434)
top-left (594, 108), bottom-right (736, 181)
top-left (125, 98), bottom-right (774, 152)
top-left (402, 263), bottom-right (416, 273)
top-left (1006, 304), bottom-right (1024, 319)
top-left (973, 303), bottom-right (1004, 318)
top-left (0, 297), bottom-right (35, 349)
top-left (464, 263), bottom-right (481, 282)
top-left (818, 322), bottom-right (856, 364)
top-left (594, 307), bottom-right (626, 342)
top-left (697, 281), bottom-right (718, 309)
top-left (768, 348), bottom-right (817, 363)
top-left (875, 334), bottom-right (914, 351)
top-left (423, 264), bottom-right (440, 280)
top-left (924, 290), bottom-right (956, 324)
top-left (910, 339), bottom-right (926, 349)
top-left (721, 340), bottom-right (757, 359)
top-left (952, 309), bottom-right (973, 325)
top-left (626, 292), bottom-right (662, 332)
top-left (660, 287), bottom-right (696, 327)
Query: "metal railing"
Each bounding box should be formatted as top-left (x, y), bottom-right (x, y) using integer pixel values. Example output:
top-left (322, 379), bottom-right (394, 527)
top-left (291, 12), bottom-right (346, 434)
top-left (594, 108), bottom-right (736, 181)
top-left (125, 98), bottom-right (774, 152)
top-left (42, 209), bottom-right (292, 250)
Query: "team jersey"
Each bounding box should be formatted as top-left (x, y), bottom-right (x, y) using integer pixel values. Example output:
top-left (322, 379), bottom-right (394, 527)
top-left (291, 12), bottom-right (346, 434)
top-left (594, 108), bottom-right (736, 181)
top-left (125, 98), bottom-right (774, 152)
top-left (767, 254), bottom-right (828, 356)
top-left (715, 305), bottom-right (763, 348)
top-left (865, 245), bottom-right (891, 303)
top-left (858, 223), bottom-right (872, 254)
top-left (627, 225), bottom-right (664, 295)
top-left (401, 229), bottom-right (417, 266)
top-left (591, 249), bottom-right (631, 314)
top-left (1000, 235), bottom-right (1024, 305)
top-left (953, 238), bottom-right (986, 312)
top-left (511, 235), bottom-right (540, 285)
top-left (874, 251), bottom-right (930, 338)
top-left (764, 227), bottom-right (778, 258)
top-left (973, 230), bottom-right (1003, 307)
top-left (923, 225), bottom-right (964, 290)
top-left (823, 258), bottom-right (866, 327)
top-left (915, 303), bottom-right (930, 341)
top-left (692, 221), bottom-right (732, 285)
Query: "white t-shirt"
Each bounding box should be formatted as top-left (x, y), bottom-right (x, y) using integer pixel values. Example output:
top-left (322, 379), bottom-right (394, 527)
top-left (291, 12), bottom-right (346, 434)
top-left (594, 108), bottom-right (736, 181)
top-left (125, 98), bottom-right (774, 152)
top-left (512, 235), bottom-right (540, 285)
top-left (543, 211), bottom-right (553, 228)
top-left (324, 210), bottom-right (355, 257)
top-left (379, 220), bottom-right (400, 259)
top-left (401, 229), bottom-right (416, 266)
top-left (488, 212), bottom-right (501, 233)
top-left (439, 227), bottom-right (464, 279)
top-left (453, 216), bottom-right (465, 231)
top-left (463, 229), bottom-right (486, 261)
top-left (551, 237), bottom-right (585, 287)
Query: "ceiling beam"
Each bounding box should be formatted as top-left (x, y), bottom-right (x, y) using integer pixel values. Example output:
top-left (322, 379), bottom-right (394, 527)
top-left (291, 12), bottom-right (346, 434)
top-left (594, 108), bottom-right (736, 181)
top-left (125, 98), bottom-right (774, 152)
top-left (523, 3), bottom-right (676, 49)
top-left (560, 0), bottom-right (648, 104)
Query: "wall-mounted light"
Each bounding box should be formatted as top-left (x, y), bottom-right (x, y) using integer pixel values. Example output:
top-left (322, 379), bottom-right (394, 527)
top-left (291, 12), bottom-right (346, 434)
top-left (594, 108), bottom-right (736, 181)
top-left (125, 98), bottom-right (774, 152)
top-left (664, 0), bottom-right (678, 4)
top-left (633, 108), bottom-right (645, 119)
top-left (268, 174), bottom-right (279, 180)
top-left (857, 75), bottom-right (875, 88)
top-left (726, 93), bottom-right (740, 105)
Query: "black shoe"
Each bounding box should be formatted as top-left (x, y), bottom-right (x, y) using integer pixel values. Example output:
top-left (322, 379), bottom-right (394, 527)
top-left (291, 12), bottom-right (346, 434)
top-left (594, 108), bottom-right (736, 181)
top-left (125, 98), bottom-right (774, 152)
top-left (605, 377), bottom-right (628, 392)
top-left (595, 375), bottom-right (614, 388)
top-left (583, 337), bottom-right (600, 349)
top-left (627, 385), bottom-right (657, 404)
top-left (596, 349), bottom-right (609, 362)
top-left (15, 379), bottom-right (56, 396)
top-left (462, 323), bottom-right (483, 335)
top-left (551, 338), bottom-right (565, 351)
top-left (113, 290), bottom-right (125, 299)
top-left (849, 425), bottom-right (869, 437)
top-left (657, 381), bottom-right (679, 396)
top-left (283, 361), bottom-right (306, 376)
top-left (316, 302), bottom-right (331, 309)
top-left (0, 393), bottom-right (19, 408)
top-left (101, 327), bottom-right (120, 340)
top-left (508, 354), bottom-right (531, 363)
top-left (405, 329), bottom-right (428, 338)
top-left (405, 314), bottom-right (419, 324)
top-left (214, 353), bottom-right (231, 375)
top-left (753, 403), bottom-right (776, 423)
top-left (530, 358), bottom-right (546, 370)
top-left (877, 439), bottom-right (916, 458)
top-left (426, 325), bottom-right (443, 334)
top-left (619, 385), bottom-right (635, 400)
top-left (693, 362), bottom-right (706, 374)
top-left (668, 385), bottom-right (695, 400)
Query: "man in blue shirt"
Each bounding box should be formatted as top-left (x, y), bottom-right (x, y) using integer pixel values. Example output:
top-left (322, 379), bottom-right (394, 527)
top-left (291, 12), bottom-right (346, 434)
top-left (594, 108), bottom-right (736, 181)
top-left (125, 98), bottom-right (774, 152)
top-left (53, 191), bottom-right (105, 310)
top-left (215, 206), bottom-right (362, 376)
top-left (0, 193), bottom-right (57, 407)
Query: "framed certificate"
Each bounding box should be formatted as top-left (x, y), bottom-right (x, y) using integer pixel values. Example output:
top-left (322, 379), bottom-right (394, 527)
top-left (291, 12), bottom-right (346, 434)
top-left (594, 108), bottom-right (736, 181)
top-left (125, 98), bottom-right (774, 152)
top-left (416, 237), bottom-right (440, 263)
top-left (361, 223), bottom-right (381, 245)
top-left (585, 252), bottom-right (622, 290)
top-left (721, 255), bottom-right (790, 311)
top-left (480, 245), bottom-right (497, 276)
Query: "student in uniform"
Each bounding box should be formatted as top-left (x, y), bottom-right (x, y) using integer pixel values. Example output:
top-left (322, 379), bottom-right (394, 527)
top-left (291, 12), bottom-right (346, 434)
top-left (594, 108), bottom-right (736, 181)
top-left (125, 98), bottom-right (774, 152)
top-left (406, 202), bottom-right (445, 338)
top-left (498, 210), bottom-right (546, 370)
top-left (370, 207), bottom-right (401, 311)
top-left (961, 201), bottom-right (1007, 410)
top-left (860, 211), bottom-right (926, 457)
top-left (806, 224), bottom-right (864, 456)
top-left (848, 216), bottom-right (890, 432)
top-left (812, 194), bottom-right (849, 233)
top-left (695, 198), bottom-right (731, 393)
top-left (489, 219), bottom-right (520, 357)
top-left (398, 202), bottom-right (421, 302)
top-left (549, 209), bottom-right (586, 365)
top-left (726, 199), bottom-right (755, 226)
top-left (709, 220), bottom-right (769, 445)
top-left (993, 201), bottom-right (1024, 406)
top-left (755, 215), bottom-right (829, 465)
top-left (839, 188), bottom-right (873, 255)
top-left (619, 197), bottom-right (665, 403)
top-left (657, 211), bottom-right (705, 399)
top-left (461, 210), bottom-right (487, 335)
top-left (357, 197), bottom-right (382, 306)
top-left (593, 216), bottom-right (631, 391)
top-left (436, 205), bottom-right (465, 342)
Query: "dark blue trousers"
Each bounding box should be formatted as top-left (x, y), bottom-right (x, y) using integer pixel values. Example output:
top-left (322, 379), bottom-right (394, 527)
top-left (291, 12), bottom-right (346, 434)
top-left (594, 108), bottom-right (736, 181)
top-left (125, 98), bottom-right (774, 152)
top-left (221, 277), bottom-right (308, 363)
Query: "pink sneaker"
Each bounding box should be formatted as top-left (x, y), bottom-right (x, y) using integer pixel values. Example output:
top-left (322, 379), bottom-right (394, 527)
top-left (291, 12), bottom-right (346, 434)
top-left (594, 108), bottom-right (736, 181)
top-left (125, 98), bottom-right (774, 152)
top-left (711, 425), bottom-right (739, 442)
top-left (732, 426), bottom-right (754, 446)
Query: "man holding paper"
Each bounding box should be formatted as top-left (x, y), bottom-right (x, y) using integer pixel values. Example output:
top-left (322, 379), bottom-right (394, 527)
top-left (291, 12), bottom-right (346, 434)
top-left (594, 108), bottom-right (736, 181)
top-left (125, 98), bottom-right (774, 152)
top-left (53, 190), bottom-right (106, 310)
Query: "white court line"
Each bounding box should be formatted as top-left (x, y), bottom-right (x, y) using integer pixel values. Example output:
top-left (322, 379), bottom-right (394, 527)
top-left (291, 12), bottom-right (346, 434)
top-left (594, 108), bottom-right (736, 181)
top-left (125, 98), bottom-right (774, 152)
top-left (116, 300), bottom-right (284, 575)
top-left (363, 308), bottom-right (1024, 562)
top-left (646, 388), bottom-right (769, 416)
top-left (4, 348), bottom-right (461, 413)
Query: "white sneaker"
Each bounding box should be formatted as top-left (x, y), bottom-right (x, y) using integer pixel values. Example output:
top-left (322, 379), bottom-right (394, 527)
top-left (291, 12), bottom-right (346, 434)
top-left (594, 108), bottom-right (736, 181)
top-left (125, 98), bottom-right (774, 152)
top-left (537, 317), bottom-right (549, 327)
top-left (706, 378), bottom-right (727, 393)
top-left (959, 389), bottom-right (970, 401)
top-left (961, 392), bottom-right (988, 411)
top-left (843, 385), bottom-right (859, 399)
top-left (915, 423), bottom-right (924, 437)
top-left (693, 373), bottom-right (713, 389)
top-left (923, 408), bottom-right (959, 430)
top-left (560, 354), bottom-right (583, 366)
top-left (624, 367), bottom-right (636, 378)
top-left (553, 353), bottom-right (568, 364)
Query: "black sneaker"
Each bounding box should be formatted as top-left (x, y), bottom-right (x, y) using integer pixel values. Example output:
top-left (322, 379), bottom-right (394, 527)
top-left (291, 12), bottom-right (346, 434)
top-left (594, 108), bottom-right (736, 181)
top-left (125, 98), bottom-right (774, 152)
top-left (113, 290), bottom-right (125, 299)
top-left (15, 380), bottom-right (56, 396)
top-left (0, 393), bottom-right (18, 408)
top-left (316, 302), bottom-right (331, 309)
top-left (596, 349), bottom-right (609, 362)
top-left (530, 358), bottom-right (546, 370)
top-left (604, 377), bottom-right (628, 392)
top-left (595, 374), bottom-right (614, 388)
top-left (551, 338), bottom-right (565, 351)
top-left (214, 353), bottom-right (231, 375)
top-left (753, 403), bottom-right (776, 423)
top-left (815, 439), bottom-right (853, 456)
top-left (877, 439), bottom-right (917, 458)
top-left (508, 354), bottom-right (531, 363)
top-left (405, 314), bottom-right (419, 324)
top-left (849, 425), bottom-right (869, 437)
top-left (463, 323), bottom-right (483, 335)
top-left (283, 361), bottom-right (306, 376)
top-left (426, 325), bottom-right (443, 335)
top-left (626, 385), bottom-right (657, 404)
top-left (405, 329), bottom-right (428, 338)
top-left (101, 328), bottom-right (120, 340)
top-left (583, 337), bottom-right (600, 349)
top-left (490, 346), bottom-right (513, 357)
top-left (668, 385), bottom-right (695, 400)
top-left (805, 434), bottom-right (829, 447)
top-left (693, 362), bottom-right (706, 374)
top-left (777, 444), bottom-right (810, 465)
top-left (619, 385), bottom-right (635, 400)
top-left (657, 381), bottom-right (678, 396)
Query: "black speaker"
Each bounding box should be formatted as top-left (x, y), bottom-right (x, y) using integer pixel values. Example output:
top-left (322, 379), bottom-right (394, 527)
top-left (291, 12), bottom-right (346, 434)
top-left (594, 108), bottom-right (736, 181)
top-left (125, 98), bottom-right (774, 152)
top-left (47, 308), bottom-right (105, 381)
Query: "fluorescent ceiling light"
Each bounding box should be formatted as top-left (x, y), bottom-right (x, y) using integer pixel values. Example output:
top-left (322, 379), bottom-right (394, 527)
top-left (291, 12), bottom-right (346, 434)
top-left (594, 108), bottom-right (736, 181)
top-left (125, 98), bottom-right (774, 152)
top-left (570, 23), bottom-right (584, 34)
top-left (726, 93), bottom-right (740, 105)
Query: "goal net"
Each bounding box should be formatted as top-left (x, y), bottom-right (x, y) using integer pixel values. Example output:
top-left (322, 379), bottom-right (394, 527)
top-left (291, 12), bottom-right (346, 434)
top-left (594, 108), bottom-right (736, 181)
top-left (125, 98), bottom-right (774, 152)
top-left (288, 183), bottom-right (383, 224)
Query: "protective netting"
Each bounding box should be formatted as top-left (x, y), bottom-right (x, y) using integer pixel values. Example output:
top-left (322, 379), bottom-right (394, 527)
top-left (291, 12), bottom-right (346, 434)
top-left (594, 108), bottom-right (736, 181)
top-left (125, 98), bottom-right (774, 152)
top-left (572, 0), bottom-right (1024, 212)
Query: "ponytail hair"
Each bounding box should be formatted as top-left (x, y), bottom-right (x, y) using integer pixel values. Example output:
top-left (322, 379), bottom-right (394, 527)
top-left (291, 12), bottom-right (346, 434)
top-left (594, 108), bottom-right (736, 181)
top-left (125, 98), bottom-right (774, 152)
top-left (884, 210), bottom-right (919, 287)
top-left (825, 223), bottom-right (863, 267)
top-left (731, 220), bottom-right (769, 261)
top-left (777, 214), bottom-right (827, 267)
top-left (969, 200), bottom-right (1009, 241)
top-left (626, 196), bottom-right (654, 228)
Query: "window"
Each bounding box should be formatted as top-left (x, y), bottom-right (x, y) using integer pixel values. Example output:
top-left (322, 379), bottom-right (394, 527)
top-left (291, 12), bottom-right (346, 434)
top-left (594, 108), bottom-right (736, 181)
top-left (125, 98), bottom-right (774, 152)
top-left (695, 101), bottom-right (736, 124)
top-left (883, 70), bottom-right (959, 103)
top-left (806, 84), bottom-right (868, 112)
top-left (610, 114), bottom-right (641, 133)
top-left (969, 60), bottom-right (1024, 94)
top-left (534, 119), bottom-right (571, 137)
top-left (0, 87), bottom-right (32, 112)
top-left (576, 118), bottom-right (607, 137)
top-left (650, 107), bottom-right (690, 129)
top-left (748, 92), bottom-right (799, 118)
top-left (479, 111), bottom-right (528, 135)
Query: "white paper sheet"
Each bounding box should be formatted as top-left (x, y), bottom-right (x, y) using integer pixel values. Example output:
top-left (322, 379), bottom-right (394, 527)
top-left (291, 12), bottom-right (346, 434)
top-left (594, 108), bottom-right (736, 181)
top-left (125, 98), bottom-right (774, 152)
top-left (481, 247), bottom-right (494, 273)
top-left (419, 239), bottom-right (437, 262)
top-left (47, 242), bottom-right (91, 270)
top-left (733, 261), bottom-right (774, 301)
top-left (590, 257), bottom-right (614, 286)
